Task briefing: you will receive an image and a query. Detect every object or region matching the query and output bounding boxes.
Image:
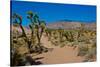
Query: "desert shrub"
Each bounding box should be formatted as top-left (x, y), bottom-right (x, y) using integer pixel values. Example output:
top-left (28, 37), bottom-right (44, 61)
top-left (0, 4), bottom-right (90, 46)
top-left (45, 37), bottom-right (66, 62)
top-left (77, 44), bottom-right (89, 56)
top-left (83, 42), bottom-right (96, 62)
top-left (11, 52), bottom-right (43, 66)
top-left (54, 36), bottom-right (58, 39)
top-left (77, 41), bottom-right (96, 62)
top-left (51, 40), bottom-right (59, 46)
top-left (62, 31), bottom-right (75, 42)
top-left (30, 44), bottom-right (49, 54)
top-left (60, 43), bottom-right (66, 47)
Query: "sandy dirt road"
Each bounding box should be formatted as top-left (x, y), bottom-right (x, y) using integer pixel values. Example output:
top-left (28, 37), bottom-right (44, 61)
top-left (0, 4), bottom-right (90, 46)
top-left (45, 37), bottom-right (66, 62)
top-left (32, 34), bottom-right (85, 64)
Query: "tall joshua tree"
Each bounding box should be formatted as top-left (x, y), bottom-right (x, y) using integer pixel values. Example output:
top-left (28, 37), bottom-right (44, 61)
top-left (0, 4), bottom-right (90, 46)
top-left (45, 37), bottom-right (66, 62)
top-left (27, 11), bottom-right (46, 46)
top-left (12, 13), bottom-right (32, 50)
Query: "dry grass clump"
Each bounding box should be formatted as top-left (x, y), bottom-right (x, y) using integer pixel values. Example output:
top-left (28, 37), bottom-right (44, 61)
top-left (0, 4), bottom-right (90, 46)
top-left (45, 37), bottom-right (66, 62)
top-left (77, 41), bottom-right (96, 62)
top-left (77, 44), bottom-right (89, 56)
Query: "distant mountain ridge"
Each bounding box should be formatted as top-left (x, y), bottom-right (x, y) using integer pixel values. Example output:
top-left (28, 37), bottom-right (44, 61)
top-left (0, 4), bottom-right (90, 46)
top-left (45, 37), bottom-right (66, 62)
top-left (12, 20), bottom-right (96, 32)
top-left (49, 19), bottom-right (96, 23)
top-left (47, 20), bottom-right (96, 31)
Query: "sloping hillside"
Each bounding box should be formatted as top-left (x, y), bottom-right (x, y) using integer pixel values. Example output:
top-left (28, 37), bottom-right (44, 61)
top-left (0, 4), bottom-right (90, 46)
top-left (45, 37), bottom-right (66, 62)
top-left (47, 20), bottom-right (96, 31)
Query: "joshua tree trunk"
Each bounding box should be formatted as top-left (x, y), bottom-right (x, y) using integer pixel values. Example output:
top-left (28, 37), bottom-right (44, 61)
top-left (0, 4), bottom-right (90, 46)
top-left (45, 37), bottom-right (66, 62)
top-left (59, 30), bottom-right (63, 42)
top-left (40, 28), bottom-right (44, 40)
top-left (36, 27), bottom-right (41, 46)
top-left (19, 23), bottom-right (32, 50)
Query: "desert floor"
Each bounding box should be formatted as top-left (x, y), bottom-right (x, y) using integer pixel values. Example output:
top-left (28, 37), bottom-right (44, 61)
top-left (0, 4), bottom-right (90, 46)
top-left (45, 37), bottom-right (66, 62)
top-left (31, 34), bottom-right (85, 64)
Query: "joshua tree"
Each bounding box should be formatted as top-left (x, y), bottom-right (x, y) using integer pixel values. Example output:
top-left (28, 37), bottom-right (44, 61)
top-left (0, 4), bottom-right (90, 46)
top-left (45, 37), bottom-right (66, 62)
top-left (12, 11), bottom-right (48, 54)
top-left (58, 28), bottom-right (63, 43)
top-left (45, 29), bottom-right (52, 41)
top-left (78, 23), bottom-right (85, 38)
top-left (27, 11), bottom-right (46, 46)
top-left (12, 13), bottom-right (32, 50)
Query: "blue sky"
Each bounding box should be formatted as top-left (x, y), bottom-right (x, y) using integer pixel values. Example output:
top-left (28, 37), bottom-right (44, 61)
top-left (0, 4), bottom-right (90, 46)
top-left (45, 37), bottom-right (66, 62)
top-left (11, 1), bottom-right (96, 26)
